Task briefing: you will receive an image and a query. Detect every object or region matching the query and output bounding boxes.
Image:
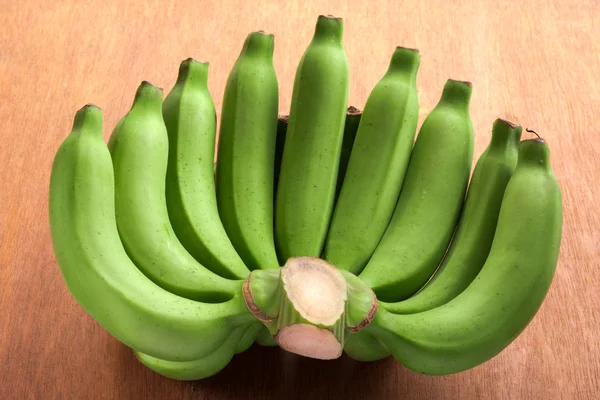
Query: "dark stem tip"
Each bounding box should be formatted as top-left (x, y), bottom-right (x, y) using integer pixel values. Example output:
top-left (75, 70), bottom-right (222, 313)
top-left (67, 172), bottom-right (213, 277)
top-left (347, 105), bottom-right (362, 115)
top-left (449, 79), bottom-right (472, 87)
top-left (183, 57), bottom-right (208, 65)
top-left (525, 128), bottom-right (542, 139)
top-left (497, 118), bottom-right (520, 129)
top-left (320, 14), bottom-right (343, 22)
top-left (140, 80), bottom-right (162, 91)
top-left (395, 45), bottom-right (419, 53)
top-left (256, 30), bottom-right (274, 37)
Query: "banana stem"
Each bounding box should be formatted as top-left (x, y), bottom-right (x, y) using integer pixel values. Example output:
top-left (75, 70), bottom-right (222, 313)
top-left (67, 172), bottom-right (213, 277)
top-left (242, 257), bottom-right (378, 360)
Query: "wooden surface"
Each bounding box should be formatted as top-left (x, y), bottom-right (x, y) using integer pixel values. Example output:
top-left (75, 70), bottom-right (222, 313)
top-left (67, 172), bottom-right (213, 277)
top-left (1, 0), bottom-right (599, 398)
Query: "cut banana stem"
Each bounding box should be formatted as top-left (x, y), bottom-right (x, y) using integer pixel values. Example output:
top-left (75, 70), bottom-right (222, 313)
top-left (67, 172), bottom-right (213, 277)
top-left (325, 47), bottom-right (420, 274)
top-left (275, 15), bottom-right (350, 261)
top-left (364, 138), bottom-right (562, 375)
top-left (108, 81), bottom-right (237, 302)
top-left (135, 324), bottom-right (258, 381)
top-left (49, 105), bottom-right (256, 362)
top-left (335, 106), bottom-right (362, 200)
top-left (276, 258), bottom-right (347, 359)
top-left (273, 115), bottom-right (289, 199)
top-left (383, 118), bottom-right (522, 314)
top-left (243, 257), bottom-right (377, 360)
top-left (216, 31), bottom-right (280, 271)
top-left (162, 59), bottom-right (250, 280)
top-left (359, 79), bottom-right (474, 302)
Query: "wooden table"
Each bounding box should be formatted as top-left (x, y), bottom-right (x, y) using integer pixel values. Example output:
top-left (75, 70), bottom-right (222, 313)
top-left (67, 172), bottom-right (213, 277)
top-left (1, 1), bottom-right (598, 398)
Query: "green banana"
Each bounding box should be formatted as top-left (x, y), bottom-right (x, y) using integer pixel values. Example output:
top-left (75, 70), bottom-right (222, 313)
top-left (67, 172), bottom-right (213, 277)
top-left (215, 31), bottom-right (280, 271)
top-left (275, 15), bottom-right (349, 261)
top-left (359, 79), bottom-right (474, 302)
top-left (275, 107), bottom-right (362, 205)
top-left (343, 330), bottom-right (390, 362)
top-left (136, 323), bottom-right (261, 380)
top-left (108, 82), bottom-right (235, 301)
top-left (383, 118), bottom-right (522, 314)
top-left (235, 323), bottom-right (263, 354)
top-left (162, 59), bottom-right (250, 280)
top-left (363, 138), bottom-right (563, 375)
top-left (334, 106), bottom-right (362, 200)
top-left (49, 105), bottom-right (256, 362)
top-left (325, 47), bottom-right (420, 274)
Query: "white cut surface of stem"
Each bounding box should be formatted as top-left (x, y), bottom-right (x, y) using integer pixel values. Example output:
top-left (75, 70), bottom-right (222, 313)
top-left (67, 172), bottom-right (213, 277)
top-left (281, 257), bottom-right (347, 326)
top-left (275, 323), bottom-right (343, 360)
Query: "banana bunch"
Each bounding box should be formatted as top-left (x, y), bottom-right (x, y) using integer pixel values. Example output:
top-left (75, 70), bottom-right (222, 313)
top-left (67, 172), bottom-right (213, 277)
top-left (49, 15), bottom-right (562, 380)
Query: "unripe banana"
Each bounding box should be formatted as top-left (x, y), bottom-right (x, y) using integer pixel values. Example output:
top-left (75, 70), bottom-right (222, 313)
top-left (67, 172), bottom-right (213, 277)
top-left (383, 118), bottom-right (522, 313)
top-left (216, 31), bottom-right (280, 271)
top-left (135, 323), bottom-right (262, 380)
top-left (273, 107), bottom-right (361, 205)
top-left (108, 82), bottom-right (235, 301)
top-left (364, 138), bottom-right (562, 375)
top-left (325, 47), bottom-right (420, 274)
top-left (275, 15), bottom-right (349, 261)
top-left (359, 79), bottom-right (474, 302)
top-left (49, 105), bottom-right (255, 362)
top-left (162, 59), bottom-right (250, 280)
top-left (343, 330), bottom-right (390, 362)
top-left (275, 107), bottom-right (362, 205)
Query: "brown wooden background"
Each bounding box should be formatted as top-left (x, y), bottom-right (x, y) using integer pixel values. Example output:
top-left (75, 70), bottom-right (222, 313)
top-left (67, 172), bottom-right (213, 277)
top-left (1, 0), bottom-right (599, 399)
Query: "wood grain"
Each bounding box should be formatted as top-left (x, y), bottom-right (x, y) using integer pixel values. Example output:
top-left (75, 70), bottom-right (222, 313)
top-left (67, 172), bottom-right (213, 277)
top-left (1, 0), bottom-right (599, 399)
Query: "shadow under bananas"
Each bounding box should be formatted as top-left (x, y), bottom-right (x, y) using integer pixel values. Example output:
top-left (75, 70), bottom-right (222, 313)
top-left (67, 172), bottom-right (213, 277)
top-left (111, 337), bottom-right (455, 400)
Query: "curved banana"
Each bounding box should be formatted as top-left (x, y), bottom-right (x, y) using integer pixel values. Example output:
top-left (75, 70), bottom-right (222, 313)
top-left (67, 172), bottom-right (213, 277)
top-left (135, 323), bottom-right (262, 380)
top-left (275, 15), bottom-right (349, 261)
top-left (162, 59), bottom-right (249, 280)
top-left (383, 118), bottom-right (522, 314)
top-left (215, 31), bottom-right (280, 271)
top-left (108, 81), bottom-right (236, 301)
top-left (325, 47), bottom-right (420, 274)
top-left (359, 79), bottom-right (474, 302)
top-left (344, 330), bottom-right (390, 362)
top-left (49, 105), bottom-right (256, 362)
top-left (364, 138), bottom-right (563, 375)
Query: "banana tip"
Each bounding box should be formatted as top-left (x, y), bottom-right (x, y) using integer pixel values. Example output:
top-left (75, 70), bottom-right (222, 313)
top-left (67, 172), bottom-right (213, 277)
top-left (396, 45), bottom-right (419, 53)
top-left (347, 105), bottom-right (362, 115)
top-left (256, 30), bottom-right (274, 37)
top-left (320, 14), bottom-right (343, 22)
top-left (183, 57), bottom-right (209, 65)
top-left (497, 118), bottom-right (520, 129)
